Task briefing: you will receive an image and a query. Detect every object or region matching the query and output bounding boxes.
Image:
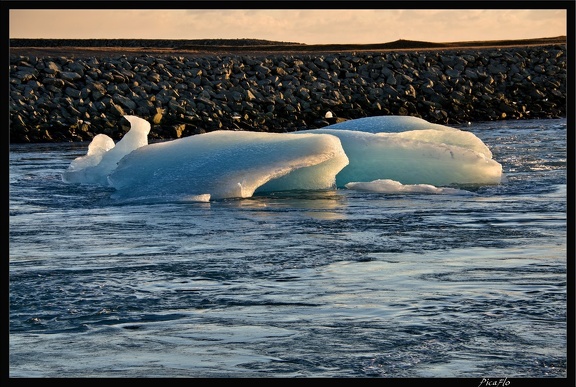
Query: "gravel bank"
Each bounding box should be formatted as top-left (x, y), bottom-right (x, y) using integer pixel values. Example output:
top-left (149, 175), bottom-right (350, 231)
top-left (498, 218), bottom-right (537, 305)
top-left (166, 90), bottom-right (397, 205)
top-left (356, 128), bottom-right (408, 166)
top-left (9, 43), bottom-right (566, 143)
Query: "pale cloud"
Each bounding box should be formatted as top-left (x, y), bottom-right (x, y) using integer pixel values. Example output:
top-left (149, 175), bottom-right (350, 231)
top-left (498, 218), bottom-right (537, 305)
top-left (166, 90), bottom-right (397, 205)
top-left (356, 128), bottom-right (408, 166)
top-left (9, 9), bottom-right (567, 44)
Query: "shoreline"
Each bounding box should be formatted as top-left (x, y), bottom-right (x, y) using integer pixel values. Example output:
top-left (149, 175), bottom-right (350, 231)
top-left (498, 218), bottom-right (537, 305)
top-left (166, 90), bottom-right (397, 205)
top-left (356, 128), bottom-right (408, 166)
top-left (9, 38), bottom-right (567, 143)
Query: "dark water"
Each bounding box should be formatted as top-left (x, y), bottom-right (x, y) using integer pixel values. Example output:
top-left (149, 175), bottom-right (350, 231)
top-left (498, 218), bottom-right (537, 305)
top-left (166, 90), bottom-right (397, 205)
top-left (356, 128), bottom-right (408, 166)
top-left (9, 118), bottom-right (567, 378)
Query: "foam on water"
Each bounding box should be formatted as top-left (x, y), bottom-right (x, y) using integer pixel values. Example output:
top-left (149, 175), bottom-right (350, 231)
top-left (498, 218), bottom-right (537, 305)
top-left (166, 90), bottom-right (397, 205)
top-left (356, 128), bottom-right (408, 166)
top-left (62, 115), bottom-right (504, 200)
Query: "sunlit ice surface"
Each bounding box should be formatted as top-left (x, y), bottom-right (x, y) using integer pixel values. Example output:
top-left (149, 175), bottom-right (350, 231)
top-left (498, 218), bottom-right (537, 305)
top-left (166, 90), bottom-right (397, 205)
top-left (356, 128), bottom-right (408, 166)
top-left (62, 115), bottom-right (504, 202)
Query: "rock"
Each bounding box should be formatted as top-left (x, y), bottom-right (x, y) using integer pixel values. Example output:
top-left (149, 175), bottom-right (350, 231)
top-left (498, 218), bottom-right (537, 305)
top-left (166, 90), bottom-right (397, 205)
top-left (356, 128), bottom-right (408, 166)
top-left (113, 94), bottom-right (137, 110)
top-left (59, 71), bottom-right (82, 82)
top-left (8, 44), bottom-right (567, 142)
top-left (153, 108), bottom-right (165, 124)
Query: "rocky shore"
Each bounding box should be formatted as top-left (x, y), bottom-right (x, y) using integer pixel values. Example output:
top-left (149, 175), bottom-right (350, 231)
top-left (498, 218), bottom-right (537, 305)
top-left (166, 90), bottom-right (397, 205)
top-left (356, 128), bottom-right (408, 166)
top-left (9, 42), bottom-right (566, 143)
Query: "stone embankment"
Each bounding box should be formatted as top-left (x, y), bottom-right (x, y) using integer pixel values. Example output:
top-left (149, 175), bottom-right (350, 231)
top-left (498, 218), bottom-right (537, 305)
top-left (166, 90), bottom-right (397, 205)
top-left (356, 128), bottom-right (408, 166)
top-left (9, 44), bottom-right (566, 143)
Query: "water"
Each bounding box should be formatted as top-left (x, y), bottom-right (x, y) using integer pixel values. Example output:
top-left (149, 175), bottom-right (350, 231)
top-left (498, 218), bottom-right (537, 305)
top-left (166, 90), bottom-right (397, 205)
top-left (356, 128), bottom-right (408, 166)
top-left (9, 118), bottom-right (567, 378)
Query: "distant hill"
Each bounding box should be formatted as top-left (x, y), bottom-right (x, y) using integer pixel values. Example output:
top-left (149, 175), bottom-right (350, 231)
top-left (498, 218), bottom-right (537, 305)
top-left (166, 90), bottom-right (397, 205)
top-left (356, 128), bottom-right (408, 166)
top-left (10, 36), bottom-right (566, 50)
top-left (9, 38), bottom-right (306, 48)
top-left (9, 36), bottom-right (567, 58)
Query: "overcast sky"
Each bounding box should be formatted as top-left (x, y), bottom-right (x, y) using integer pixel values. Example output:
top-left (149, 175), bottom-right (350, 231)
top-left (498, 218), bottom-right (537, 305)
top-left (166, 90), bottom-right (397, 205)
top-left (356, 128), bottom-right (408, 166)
top-left (9, 9), bottom-right (567, 44)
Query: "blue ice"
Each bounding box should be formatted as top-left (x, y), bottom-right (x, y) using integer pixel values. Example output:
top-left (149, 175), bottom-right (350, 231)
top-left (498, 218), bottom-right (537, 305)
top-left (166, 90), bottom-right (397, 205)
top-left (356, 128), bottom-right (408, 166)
top-left (62, 115), bottom-right (504, 201)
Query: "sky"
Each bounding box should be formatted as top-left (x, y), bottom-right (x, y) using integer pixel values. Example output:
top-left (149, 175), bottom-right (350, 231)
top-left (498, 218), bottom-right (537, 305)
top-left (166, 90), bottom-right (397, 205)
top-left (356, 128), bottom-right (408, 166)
top-left (9, 9), bottom-right (568, 45)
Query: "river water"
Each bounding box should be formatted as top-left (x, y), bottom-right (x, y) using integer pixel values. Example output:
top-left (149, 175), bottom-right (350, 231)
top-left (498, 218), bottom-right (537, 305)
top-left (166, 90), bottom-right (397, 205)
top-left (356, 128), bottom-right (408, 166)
top-left (9, 118), bottom-right (567, 378)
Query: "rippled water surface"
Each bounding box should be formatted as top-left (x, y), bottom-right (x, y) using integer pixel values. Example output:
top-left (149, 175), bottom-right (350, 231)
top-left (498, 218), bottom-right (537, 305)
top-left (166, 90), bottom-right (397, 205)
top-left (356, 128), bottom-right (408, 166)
top-left (9, 119), bottom-right (567, 378)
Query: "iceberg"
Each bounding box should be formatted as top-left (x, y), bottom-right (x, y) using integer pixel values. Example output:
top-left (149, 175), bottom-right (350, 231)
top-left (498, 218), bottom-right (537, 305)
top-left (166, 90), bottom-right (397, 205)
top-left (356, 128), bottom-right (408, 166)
top-left (108, 130), bottom-right (348, 201)
top-left (298, 116), bottom-right (503, 187)
top-left (345, 179), bottom-right (475, 195)
top-left (322, 115), bottom-right (454, 133)
top-left (61, 115), bottom-right (504, 201)
top-left (62, 115), bottom-right (150, 185)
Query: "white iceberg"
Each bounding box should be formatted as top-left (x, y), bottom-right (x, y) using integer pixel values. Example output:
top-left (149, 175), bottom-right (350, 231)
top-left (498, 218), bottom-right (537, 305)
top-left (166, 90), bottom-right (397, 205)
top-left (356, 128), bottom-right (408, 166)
top-left (62, 115), bottom-right (150, 185)
top-left (322, 115), bottom-right (454, 133)
top-left (345, 179), bottom-right (475, 195)
top-left (62, 115), bottom-right (504, 201)
top-left (298, 116), bottom-right (503, 187)
top-left (107, 129), bottom-right (348, 201)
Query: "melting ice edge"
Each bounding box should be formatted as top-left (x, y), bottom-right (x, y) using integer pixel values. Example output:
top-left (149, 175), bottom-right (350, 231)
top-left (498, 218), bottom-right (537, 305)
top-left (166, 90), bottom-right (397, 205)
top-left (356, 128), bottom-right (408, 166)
top-left (62, 115), bottom-right (504, 202)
